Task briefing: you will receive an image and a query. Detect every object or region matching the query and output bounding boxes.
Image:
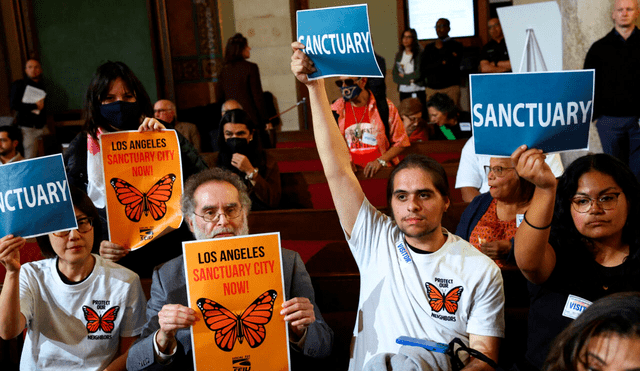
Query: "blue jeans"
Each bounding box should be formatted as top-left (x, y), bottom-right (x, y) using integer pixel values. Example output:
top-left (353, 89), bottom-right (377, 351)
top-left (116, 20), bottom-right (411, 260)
top-left (596, 115), bottom-right (640, 180)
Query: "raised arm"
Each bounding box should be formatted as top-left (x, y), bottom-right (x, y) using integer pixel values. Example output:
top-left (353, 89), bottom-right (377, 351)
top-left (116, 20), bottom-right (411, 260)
top-left (290, 42), bottom-right (364, 236)
top-left (511, 145), bottom-right (557, 284)
top-left (0, 235), bottom-right (27, 340)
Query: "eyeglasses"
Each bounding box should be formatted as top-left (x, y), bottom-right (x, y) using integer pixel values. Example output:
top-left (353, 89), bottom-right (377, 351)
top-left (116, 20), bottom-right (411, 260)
top-left (403, 113), bottom-right (422, 123)
top-left (153, 108), bottom-right (172, 114)
top-left (484, 166), bottom-right (516, 177)
top-left (335, 78), bottom-right (360, 88)
top-left (53, 217), bottom-right (94, 237)
top-left (193, 205), bottom-right (243, 223)
top-left (571, 193), bottom-right (621, 213)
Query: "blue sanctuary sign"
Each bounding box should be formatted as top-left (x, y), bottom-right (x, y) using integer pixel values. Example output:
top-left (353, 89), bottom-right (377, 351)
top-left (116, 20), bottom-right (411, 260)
top-left (297, 4), bottom-right (383, 80)
top-left (470, 70), bottom-right (594, 156)
top-left (0, 154), bottom-right (77, 238)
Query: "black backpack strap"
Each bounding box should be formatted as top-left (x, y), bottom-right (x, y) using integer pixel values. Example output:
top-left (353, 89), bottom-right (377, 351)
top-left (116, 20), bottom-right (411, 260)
top-left (372, 91), bottom-right (390, 141)
top-left (446, 338), bottom-right (502, 371)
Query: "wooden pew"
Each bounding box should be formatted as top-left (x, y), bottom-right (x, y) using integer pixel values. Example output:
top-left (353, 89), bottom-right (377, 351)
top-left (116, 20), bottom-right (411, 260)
top-left (279, 163), bottom-right (461, 209)
top-left (200, 139), bottom-right (468, 173)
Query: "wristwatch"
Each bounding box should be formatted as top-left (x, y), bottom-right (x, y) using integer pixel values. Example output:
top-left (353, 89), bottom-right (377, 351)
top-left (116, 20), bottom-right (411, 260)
top-left (376, 158), bottom-right (387, 167)
top-left (246, 168), bottom-right (259, 180)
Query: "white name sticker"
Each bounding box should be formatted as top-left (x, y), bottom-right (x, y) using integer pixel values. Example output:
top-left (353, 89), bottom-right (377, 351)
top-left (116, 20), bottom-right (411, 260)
top-left (516, 214), bottom-right (524, 227)
top-left (460, 122), bottom-right (471, 131)
top-left (362, 132), bottom-right (378, 146)
top-left (562, 294), bottom-right (592, 319)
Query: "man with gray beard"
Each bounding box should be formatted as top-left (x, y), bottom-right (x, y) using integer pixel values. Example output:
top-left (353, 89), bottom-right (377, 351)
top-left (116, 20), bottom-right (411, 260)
top-left (126, 168), bottom-right (333, 370)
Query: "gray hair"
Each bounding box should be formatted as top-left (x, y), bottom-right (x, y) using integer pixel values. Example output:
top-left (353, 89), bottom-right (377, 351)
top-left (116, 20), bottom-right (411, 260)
top-left (181, 167), bottom-right (252, 217)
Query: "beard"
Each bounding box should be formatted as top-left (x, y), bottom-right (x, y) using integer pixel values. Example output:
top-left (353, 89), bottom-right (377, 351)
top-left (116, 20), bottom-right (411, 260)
top-left (0, 147), bottom-right (13, 157)
top-left (397, 222), bottom-right (440, 239)
top-left (192, 213), bottom-right (249, 240)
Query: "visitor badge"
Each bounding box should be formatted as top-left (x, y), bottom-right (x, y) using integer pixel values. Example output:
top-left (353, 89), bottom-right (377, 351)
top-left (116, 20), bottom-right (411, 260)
top-left (562, 294), bottom-right (592, 319)
top-left (460, 122), bottom-right (471, 131)
top-left (516, 214), bottom-right (524, 227)
top-left (362, 132), bottom-right (377, 146)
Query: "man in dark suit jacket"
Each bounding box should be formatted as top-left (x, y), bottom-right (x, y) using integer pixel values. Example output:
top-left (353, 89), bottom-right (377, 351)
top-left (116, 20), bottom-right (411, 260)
top-left (126, 168), bottom-right (333, 370)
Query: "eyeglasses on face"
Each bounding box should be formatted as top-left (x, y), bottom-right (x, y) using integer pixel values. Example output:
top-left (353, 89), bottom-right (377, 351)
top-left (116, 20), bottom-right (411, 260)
top-left (52, 217), bottom-right (94, 237)
top-left (193, 205), bottom-right (243, 223)
top-left (335, 78), bottom-right (360, 88)
top-left (404, 113), bottom-right (422, 123)
top-left (571, 192), bottom-right (621, 213)
top-left (484, 165), bottom-right (515, 177)
top-left (153, 108), bottom-right (172, 114)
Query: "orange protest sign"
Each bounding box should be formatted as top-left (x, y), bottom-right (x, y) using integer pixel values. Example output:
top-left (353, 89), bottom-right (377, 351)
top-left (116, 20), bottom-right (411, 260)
top-left (183, 233), bottom-right (289, 371)
top-left (101, 130), bottom-right (183, 250)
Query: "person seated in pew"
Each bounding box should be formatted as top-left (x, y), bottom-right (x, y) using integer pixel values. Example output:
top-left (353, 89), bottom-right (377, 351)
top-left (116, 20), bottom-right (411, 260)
top-left (221, 99), bottom-right (243, 115)
top-left (292, 41), bottom-right (504, 371)
top-left (543, 292), bottom-right (640, 371)
top-left (66, 61), bottom-right (208, 278)
top-left (154, 99), bottom-right (201, 152)
top-left (399, 97), bottom-right (431, 143)
top-left (126, 168), bottom-right (333, 370)
top-left (0, 125), bottom-right (24, 164)
top-left (216, 108), bottom-right (281, 210)
top-left (456, 137), bottom-right (564, 202)
top-left (331, 74), bottom-right (410, 178)
top-left (0, 186), bottom-right (147, 370)
top-left (456, 156), bottom-right (535, 266)
top-left (425, 93), bottom-right (472, 140)
top-left (511, 146), bottom-right (640, 371)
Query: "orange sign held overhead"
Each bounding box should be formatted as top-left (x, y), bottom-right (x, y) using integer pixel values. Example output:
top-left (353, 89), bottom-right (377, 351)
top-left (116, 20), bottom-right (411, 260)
top-left (183, 233), bottom-right (289, 371)
top-left (101, 130), bottom-right (183, 250)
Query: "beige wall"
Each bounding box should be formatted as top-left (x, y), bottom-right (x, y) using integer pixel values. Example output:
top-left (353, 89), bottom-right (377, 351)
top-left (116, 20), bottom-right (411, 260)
top-left (513, 0), bottom-right (639, 70)
top-left (222, 0), bottom-right (402, 131)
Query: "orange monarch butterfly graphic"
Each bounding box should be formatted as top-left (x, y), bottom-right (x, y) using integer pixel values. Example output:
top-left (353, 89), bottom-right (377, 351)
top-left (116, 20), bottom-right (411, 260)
top-left (197, 290), bottom-right (277, 352)
top-left (82, 305), bottom-right (120, 333)
top-left (110, 174), bottom-right (176, 222)
top-left (426, 282), bottom-right (463, 314)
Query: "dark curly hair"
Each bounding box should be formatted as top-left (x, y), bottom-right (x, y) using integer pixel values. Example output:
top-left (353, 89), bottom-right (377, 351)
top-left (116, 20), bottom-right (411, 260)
top-left (426, 93), bottom-right (458, 120)
top-left (543, 292), bottom-right (640, 371)
top-left (36, 186), bottom-right (102, 258)
top-left (551, 154), bottom-right (640, 262)
top-left (83, 61), bottom-right (152, 139)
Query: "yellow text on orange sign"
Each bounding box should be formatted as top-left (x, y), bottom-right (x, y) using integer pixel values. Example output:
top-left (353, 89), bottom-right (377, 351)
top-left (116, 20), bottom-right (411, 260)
top-left (101, 130), bottom-right (183, 250)
top-left (183, 233), bottom-right (289, 371)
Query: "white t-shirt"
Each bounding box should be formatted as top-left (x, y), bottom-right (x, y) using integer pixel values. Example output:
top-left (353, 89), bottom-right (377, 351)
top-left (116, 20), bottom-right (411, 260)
top-left (345, 199), bottom-right (505, 371)
top-left (455, 137), bottom-right (565, 193)
top-left (19, 254), bottom-right (147, 370)
top-left (398, 52), bottom-right (425, 93)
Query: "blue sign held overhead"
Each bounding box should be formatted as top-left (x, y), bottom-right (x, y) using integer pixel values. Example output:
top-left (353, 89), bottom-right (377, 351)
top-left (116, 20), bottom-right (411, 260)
top-left (470, 70), bottom-right (594, 156)
top-left (297, 4), bottom-right (383, 80)
top-left (0, 154), bottom-right (77, 238)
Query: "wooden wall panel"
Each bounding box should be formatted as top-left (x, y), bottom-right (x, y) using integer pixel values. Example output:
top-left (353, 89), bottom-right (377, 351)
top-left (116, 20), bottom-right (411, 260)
top-left (154, 0), bottom-right (224, 109)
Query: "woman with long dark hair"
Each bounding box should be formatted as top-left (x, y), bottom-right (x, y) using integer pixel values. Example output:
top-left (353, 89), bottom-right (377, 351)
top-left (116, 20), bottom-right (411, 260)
top-left (64, 61), bottom-right (207, 277)
top-left (392, 29), bottom-right (426, 111)
top-left (544, 292), bottom-right (640, 370)
top-left (216, 109), bottom-right (280, 210)
top-left (512, 146), bottom-right (640, 370)
top-left (216, 33), bottom-right (272, 147)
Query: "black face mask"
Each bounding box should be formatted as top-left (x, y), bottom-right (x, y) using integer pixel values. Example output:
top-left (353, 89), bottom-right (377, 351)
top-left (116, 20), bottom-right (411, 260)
top-left (99, 101), bottom-right (142, 130)
top-left (226, 137), bottom-right (249, 154)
